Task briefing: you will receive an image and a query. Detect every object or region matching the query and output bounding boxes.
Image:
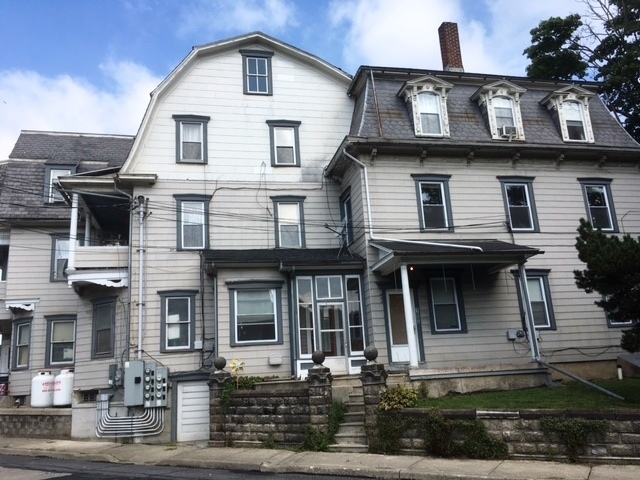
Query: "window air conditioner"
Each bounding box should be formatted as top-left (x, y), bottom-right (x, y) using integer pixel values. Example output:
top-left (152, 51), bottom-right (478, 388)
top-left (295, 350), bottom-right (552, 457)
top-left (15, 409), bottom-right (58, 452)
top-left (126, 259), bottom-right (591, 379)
top-left (499, 125), bottom-right (517, 137)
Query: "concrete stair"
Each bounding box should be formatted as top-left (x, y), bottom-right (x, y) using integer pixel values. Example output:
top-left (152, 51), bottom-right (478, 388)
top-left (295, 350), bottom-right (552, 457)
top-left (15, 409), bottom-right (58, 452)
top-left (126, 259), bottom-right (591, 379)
top-left (328, 384), bottom-right (368, 453)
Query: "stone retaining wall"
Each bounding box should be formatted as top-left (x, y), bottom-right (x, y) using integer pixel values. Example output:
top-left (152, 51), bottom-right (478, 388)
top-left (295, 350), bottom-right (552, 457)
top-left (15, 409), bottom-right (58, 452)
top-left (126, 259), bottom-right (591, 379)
top-left (395, 408), bottom-right (640, 461)
top-left (0, 408), bottom-right (72, 439)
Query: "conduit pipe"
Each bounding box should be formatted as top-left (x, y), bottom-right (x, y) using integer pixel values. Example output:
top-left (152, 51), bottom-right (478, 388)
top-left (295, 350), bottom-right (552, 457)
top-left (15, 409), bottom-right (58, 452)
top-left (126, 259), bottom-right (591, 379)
top-left (114, 180), bottom-right (134, 362)
top-left (95, 394), bottom-right (164, 437)
top-left (137, 196), bottom-right (146, 360)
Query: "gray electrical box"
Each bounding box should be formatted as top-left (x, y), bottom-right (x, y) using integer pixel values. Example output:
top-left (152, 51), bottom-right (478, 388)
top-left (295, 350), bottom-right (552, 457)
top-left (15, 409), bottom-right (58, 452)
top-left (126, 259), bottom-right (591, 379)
top-left (143, 363), bottom-right (169, 408)
top-left (124, 360), bottom-right (145, 406)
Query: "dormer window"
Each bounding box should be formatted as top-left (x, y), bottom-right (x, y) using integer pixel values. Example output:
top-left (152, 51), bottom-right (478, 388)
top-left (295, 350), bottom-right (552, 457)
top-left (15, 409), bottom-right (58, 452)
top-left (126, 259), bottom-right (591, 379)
top-left (564, 101), bottom-right (586, 140)
top-left (540, 86), bottom-right (595, 143)
top-left (398, 76), bottom-right (453, 138)
top-left (44, 164), bottom-right (75, 203)
top-left (471, 81), bottom-right (526, 141)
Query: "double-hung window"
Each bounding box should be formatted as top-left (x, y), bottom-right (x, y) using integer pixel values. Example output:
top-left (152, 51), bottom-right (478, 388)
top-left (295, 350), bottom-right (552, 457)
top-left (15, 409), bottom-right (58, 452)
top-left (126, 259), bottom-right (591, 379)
top-left (241, 49), bottom-right (274, 95)
top-left (0, 232), bottom-right (8, 281)
top-left (228, 281), bottom-right (283, 346)
top-left (418, 92), bottom-right (442, 135)
top-left (413, 174), bottom-right (453, 230)
top-left (173, 115), bottom-right (209, 163)
top-left (471, 81), bottom-right (526, 140)
top-left (493, 97), bottom-right (515, 129)
top-left (44, 165), bottom-right (74, 203)
top-left (174, 194), bottom-right (211, 250)
top-left (428, 277), bottom-right (467, 333)
top-left (12, 319), bottom-right (31, 369)
top-left (266, 120), bottom-right (301, 166)
top-left (92, 297), bottom-right (116, 358)
top-left (160, 290), bottom-right (197, 352)
top-left (339, 188), bottom-right (354, 246)
top-left (498, 176), bottom-right (539, 232)
top-left (45, 315), bottom-right (76, 366)
top-left (578, 179), bottom-right (618, 232)
top-left (273, 196), bottom-right (305, 248)
top-left (564, 101), bottom-right (586, 141)
top-left (514, 270), bottom-right (556, 330)
top-left (399, 76), bottom-right (452, 137)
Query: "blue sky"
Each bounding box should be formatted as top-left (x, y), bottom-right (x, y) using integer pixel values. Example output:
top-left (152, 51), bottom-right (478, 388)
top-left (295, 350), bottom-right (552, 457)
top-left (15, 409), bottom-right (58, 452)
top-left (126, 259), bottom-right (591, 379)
top-left (0, 0), bottom-right (588, 160)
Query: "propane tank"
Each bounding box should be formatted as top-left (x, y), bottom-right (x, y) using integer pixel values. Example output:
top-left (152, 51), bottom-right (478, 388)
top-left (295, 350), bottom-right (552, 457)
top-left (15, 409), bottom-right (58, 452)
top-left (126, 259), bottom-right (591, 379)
top-left (53, 368), bottom-right (75, 407)
top-left (31, 371), bottom-right (55, 407)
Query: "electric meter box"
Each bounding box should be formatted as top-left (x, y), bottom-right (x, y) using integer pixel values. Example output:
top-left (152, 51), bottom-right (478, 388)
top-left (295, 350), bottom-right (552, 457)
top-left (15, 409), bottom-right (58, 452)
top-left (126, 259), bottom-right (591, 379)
top-left (123, 360), bottom-right (145, 406)
top-left (143, 363), bottom-right (169, 408)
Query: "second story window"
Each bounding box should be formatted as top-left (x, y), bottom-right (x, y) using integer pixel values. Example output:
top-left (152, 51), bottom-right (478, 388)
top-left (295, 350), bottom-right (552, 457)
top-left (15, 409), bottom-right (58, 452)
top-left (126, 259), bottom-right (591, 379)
top-left (498, 176), bottom-right (539, 232)
top-left (0, 233), bottom-right (8, 281)
top-left (159, 290), bottom-right (197, 352)
top-left (51, 235), bottom-right (70, 282)
top-left (173, 115), bottom-right (210, 164)
top-left (174, 194), bottom-right (211, 250)
top-left (272, 196), bottom-right (305, 248)
top-left (267, 120), bottom-right (301, 166)
top-left (241, 49), bottom-right (274, 95)
top-left (578, 179), bottom-right (618, 232)
top-left (340, 188), bottom-right (354, 246)
top-left (412, 174), bottom-right (453, 231)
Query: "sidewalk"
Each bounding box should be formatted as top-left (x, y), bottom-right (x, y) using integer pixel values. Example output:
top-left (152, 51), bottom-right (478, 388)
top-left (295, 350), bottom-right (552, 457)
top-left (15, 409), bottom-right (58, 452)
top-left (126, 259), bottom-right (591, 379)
top-left (1, 437), bottom-right (639, 480)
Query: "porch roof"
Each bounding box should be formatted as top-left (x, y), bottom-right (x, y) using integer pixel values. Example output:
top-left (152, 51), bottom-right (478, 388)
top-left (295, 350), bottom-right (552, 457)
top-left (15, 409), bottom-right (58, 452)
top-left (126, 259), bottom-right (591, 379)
top-left (203, 248), bottom-right (365, 272)
top-left (370, 239), bottom-right (542, 275)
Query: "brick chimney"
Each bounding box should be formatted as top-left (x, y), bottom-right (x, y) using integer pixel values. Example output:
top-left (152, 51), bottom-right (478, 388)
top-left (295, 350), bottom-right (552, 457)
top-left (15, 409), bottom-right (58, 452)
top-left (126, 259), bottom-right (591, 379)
top-left (438, 22), bottom-right (464, 72)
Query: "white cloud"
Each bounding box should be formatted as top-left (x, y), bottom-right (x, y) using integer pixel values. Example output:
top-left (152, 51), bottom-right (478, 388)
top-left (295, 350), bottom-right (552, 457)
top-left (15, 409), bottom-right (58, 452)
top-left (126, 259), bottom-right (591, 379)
top-left (177, 0), bottom-right (298, 38)
top-left (328, 0), bottom-right (587, 75)
top-left (0, 61), bottom-right (161, 160)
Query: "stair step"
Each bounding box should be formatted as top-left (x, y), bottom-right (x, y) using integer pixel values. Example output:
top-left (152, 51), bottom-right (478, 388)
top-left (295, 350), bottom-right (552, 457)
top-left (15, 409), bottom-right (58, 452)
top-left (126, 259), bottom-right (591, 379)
top-left (334, 432), bottom-right (368, 443)
top-left (327, 443), bottom-right (369, 454)
top-left (338, 423), bottom-right (365, 435)
top-left (343, 412), bottom-right (364, 422)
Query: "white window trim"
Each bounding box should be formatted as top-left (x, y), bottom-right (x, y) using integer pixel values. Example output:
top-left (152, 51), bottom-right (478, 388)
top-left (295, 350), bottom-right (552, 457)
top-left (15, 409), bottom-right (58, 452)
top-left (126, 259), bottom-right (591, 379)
top-left (471, 81), bottom-right (527, 141)
top-left (46, 317), bottom-right (76, 366)
top-left (428, 277), bottom-right (466, 333)
top-left (227, 280), bottom-right (283, 346)
top-left (578, 179), bottom-right (618, 232)
top-left (540, 86), bottom-right (595, 143)
top-left (399, 76), bottom-right (453, 138)
top-left (272, 197), bottom-right (305, 248)
top-left (159, 290), bottom-right (197, 352)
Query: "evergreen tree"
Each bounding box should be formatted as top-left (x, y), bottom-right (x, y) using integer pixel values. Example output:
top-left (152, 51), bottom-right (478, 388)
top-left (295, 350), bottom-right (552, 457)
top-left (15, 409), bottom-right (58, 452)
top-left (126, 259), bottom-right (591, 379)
top-left (574, 219), bottom-right (640, 351)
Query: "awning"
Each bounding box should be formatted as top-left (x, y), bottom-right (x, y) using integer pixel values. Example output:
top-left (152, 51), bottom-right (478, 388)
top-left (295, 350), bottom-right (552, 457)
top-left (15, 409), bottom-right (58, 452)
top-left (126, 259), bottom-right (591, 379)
top-left (370, 239), bottom-right (542, 275)
top-left (203, 248), bottom-right (365, 273)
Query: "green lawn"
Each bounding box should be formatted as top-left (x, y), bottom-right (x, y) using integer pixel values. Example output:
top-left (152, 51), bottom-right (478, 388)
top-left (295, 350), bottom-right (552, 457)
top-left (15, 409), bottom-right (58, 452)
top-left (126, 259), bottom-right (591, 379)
top-left (415, 378), bottom-right (640, 411)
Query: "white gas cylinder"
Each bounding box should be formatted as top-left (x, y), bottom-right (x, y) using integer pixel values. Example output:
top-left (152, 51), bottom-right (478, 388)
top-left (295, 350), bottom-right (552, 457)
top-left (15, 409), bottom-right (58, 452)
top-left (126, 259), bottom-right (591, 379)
top-left (31, 371), bottom-right (55, 407)
top-left (53, 368), bottom-right (75, 407)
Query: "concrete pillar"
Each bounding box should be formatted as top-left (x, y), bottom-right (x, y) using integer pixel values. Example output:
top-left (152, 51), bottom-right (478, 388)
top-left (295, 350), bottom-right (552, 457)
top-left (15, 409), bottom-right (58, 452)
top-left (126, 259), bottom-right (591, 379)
top-left (208, 369), bottom-right (232, 447)
top-left (306, 366), bottom-right (332, 434)
top-left (360, 363), bottom-right (388, 431)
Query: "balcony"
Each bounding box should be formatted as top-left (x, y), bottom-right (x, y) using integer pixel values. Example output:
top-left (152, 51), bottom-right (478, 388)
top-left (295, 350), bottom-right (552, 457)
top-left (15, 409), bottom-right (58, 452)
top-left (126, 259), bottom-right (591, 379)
top-left (66, 244), bottom-right (129, 290)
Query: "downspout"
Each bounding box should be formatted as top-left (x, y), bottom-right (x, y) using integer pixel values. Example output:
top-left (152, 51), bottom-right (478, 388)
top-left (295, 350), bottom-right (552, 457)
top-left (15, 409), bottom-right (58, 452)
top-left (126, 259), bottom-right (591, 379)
top-left (341, 148), bottom-right (482, 369)
top-left (517, 263), bottom-right (623, 400)
top-left (114, 179), bottom-right (134, 362)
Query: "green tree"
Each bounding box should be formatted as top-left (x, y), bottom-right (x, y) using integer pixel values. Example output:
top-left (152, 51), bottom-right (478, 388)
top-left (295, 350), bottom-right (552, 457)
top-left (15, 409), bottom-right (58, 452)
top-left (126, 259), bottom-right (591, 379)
top-left (574, 219), bottom-right (640, 351)
top-left (524, 14), bottom-right (588, 80)
top-left (524, 0), bottom-right (640, 141)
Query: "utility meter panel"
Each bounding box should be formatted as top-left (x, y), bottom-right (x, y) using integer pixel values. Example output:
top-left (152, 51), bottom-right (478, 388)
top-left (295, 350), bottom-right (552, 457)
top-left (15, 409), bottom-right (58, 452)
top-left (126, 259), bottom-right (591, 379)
top-left (143, 363), bottom-right (169, 408)
top-left (123, 360), bottom-right (145, 406)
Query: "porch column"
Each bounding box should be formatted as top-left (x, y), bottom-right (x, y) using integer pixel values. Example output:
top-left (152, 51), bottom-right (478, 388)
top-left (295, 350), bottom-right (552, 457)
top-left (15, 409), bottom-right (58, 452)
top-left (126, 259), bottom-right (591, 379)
top-left (83, 211), bottom-right (91, 246)
top-left (517, 263), bottom-right (541, 361)
top-left (400, 264), bottom-right (419, 367)
top-left (67, 193), bottom-right (79, 277)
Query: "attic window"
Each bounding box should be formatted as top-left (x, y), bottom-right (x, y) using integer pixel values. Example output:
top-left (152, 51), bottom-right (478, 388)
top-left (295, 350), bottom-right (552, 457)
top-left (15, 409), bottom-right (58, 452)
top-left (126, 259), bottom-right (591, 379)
top-left (540, 86), bottom-right (595, 143)
top-left (471, 81), bottom-right (526, 141)
top-left (44, 165), bottom-right (75, 203)
top-left (398, 76), bottom-right (453, 138)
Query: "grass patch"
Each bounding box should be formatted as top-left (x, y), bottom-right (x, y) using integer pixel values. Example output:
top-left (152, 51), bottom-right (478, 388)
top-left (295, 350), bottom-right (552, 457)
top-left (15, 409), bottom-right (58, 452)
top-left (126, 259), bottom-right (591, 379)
top-left (415, 378), bottom-right (640, 410)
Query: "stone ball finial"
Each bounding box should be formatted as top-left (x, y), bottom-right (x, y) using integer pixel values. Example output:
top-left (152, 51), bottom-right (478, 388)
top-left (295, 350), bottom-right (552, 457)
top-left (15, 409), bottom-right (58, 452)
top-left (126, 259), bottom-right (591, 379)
top-left (213, 356), bottom-right (226, 371)
top-left (364, 345), bottom-right (378, 363)
top-left (311, 350), bottom-right (325, 366)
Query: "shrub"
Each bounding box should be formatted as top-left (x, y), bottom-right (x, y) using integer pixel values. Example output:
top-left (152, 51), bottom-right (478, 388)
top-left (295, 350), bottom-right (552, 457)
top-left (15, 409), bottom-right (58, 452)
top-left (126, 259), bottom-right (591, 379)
top-left (379, 384), bottom-right (418, 411)
top-left (540, 417), bottom-right (608, 462)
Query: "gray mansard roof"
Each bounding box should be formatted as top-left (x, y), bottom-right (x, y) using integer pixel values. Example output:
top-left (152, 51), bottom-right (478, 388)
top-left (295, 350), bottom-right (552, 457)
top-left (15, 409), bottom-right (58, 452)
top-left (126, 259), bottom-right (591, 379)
top-left (0, 131), bottom-right (134, 223)
top-left (347, 67), bottom-right (639, 152)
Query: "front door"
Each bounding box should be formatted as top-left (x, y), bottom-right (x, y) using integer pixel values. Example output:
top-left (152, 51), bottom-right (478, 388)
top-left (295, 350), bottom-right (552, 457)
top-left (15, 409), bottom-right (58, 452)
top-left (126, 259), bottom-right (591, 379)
top-left (386, 290), bottom-right (416, 363)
